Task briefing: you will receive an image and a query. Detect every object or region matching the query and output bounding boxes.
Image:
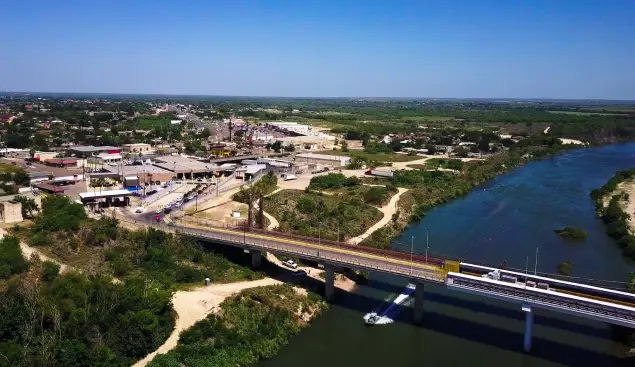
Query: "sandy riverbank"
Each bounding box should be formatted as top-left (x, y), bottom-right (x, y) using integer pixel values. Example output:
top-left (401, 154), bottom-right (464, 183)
top-left (132, 278), bottom-right (282, 367)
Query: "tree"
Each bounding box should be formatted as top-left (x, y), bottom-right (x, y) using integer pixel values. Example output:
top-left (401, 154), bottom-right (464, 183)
top-left (271, 141), bottom-right (282, 153)
top-left (425, 144), bottom-right (437, 155)
top-left (284, 144), bottom-right (295, 152)
top-left (13, 195), bottom-right (39, 218)
top-left (0, 235), bottom-right (28, 278)
top-left (201, 128), bottom-right (211, 138)
top-left (478, 137), bottom-right (491, 152)
top-left (453, 146), bottom-right (469, 158)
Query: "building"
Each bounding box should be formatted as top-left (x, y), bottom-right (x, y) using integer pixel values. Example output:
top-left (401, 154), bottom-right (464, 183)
top-left (33, 151), bottom-right (58, 162)
top-left (69, 145), bottom-right (121, 158)
top-left (122, 143), bottom-right (152, 153)
top-left (295, 153), bottom-right (351, 167)
top-left (44, 158), bottom-right (78, 168)
top-left (153, 155), bottom-right (215, 178)
top-left (108, 164), bottom-right (174, 184)
top-left (93, 152), bottom-right (123, 164)
top-left (0, 193), bottom-right (41, 224)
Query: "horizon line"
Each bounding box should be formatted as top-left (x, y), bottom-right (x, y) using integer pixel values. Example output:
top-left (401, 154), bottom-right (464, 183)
top-left (2, 90), bottom-right (635, 103)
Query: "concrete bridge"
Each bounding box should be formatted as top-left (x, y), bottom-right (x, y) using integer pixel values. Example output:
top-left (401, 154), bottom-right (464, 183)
top-left (118, 216), bottom-right (635, 353)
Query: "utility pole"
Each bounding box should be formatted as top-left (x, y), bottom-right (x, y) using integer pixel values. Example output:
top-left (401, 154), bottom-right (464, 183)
top-left (425, 229), bottom-right (429, 264)
top-left (534, 246), bottom-right (539, 275)
top-left (410, 236), bottom-right (414, 275)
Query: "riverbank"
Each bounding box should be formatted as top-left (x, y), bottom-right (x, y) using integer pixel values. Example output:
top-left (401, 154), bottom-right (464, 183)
top-left (147, 284), bottom-right (329, 367)
top-left (591, 168), bottom-right (635, 262)
top-left (362, 138), bottom-right (579, 249)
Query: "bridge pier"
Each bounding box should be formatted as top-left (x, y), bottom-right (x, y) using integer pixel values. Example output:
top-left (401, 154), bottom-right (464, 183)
top-left (251, 250), bottom-right (262, 269)
top-left (414, 282), bottom-right (424, 324)
top-left (324, 264), bottom-right (335, 301)
top-left (522, 304), bottom-right (533, 352)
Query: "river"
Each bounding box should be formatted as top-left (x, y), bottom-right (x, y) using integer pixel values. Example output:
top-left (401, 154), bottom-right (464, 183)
top-left (258, 142), bottom-right (635, 367)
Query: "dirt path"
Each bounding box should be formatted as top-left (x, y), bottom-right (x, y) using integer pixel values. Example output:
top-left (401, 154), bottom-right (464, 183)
top-left (347, 187), bottom-right (408, 244)
top-left (0, 228), bottom-right (72, 273)
top-left (133, 278), bottom-right (281, 367)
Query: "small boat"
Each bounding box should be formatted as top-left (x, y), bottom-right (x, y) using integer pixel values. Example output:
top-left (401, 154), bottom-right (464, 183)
top-left (364, 312), bottom-right (380, 326)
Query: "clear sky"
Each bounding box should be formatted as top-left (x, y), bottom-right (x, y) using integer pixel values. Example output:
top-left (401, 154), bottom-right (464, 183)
top-left (1, 0), bottom-right (634, 99)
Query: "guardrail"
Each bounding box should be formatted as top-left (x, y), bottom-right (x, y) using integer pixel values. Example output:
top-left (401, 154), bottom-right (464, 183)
top-left (447, 275), bottom-right (635, 325)
top-left (116, 216), bottom-right (447, 282)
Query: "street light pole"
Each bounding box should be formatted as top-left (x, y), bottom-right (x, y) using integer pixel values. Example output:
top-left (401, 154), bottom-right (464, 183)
top-left (534, 246), bottom-right (539, 275)
top-left (425, 229), bottom-right (429, 264)
top-left (410, 236), bottom-right (414, 275)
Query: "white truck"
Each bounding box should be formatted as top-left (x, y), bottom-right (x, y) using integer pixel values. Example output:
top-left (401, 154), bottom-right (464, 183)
top-left (283, 174), bottom-right (297, 181)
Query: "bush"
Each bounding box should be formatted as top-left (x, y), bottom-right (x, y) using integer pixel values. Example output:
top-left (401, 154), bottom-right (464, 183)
top-left (0, 235), bottom-right (28, 279)
top-left (41, 261), bottom-right (60, 281)
top-left (308, 173), bottom-right (360, 190)
top-left (557, 261), bottom-right (574, 276)
top-left (554, 227), bottom-right (587, 240)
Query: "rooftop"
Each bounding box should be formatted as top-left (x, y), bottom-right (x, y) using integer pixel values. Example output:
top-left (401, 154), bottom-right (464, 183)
top-left (79, 189), bottom-right (134, 199)
top-left (70, 145), bottom-right (120, 153)
top-left (296, 153), bottom-right (351, 161)
top-left (154, 155), bottom-right (214, 173)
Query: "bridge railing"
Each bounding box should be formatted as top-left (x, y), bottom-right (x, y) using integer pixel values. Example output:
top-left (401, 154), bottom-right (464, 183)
top-left (172, 215), bottom-right (450, 269)
top-left (448, 274), bottom-right (635, 322)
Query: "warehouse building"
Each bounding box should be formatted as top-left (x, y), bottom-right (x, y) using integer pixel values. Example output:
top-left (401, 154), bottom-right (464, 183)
top-left (295, 153), bottom-right (351, 167)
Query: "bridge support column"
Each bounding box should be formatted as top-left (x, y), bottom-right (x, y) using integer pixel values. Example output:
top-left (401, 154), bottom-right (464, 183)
top-left (251, 250), bottom-right (262, 269)
top-left (414, 282), bottom-right (424, 324)
top-left (324, 264), bottom-right (335, 302)
top-left (522, 304), bottom-right (533, 352)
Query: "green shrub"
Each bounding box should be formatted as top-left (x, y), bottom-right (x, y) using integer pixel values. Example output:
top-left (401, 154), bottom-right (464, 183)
top-left (41, 261), bottom-right (60, 281)
top-left (0, 235), bottom-right (28, 279)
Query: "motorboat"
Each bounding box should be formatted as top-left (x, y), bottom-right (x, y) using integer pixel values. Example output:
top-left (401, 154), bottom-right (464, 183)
top-left (364, 312), bottom-right (380, 326)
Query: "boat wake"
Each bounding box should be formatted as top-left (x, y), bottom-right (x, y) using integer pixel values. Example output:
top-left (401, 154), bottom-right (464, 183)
top-left (364, 284), bottom-right (416, 325)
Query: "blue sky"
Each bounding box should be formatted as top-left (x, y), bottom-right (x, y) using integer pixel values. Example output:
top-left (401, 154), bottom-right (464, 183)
top-left (1, 0), bottom-right (634, 99)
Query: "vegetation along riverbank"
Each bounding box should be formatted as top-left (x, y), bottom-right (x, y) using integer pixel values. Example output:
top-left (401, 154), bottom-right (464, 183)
top-left (591, 168), bottom-right (635, 260)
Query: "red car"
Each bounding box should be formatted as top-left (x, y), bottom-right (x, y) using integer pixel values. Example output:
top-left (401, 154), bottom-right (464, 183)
top-left (154, 215), bottom-right (161, 222)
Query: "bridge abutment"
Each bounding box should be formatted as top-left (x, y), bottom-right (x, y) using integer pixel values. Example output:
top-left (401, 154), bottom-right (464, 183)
top-left (324, 264), bottom-right (335, 301)
top-left (251, 250), bottom-right (262, 269)
top-left (522, 304), bottom-right (533, 352)
top-left (414, 282), bottom-right (424, 324)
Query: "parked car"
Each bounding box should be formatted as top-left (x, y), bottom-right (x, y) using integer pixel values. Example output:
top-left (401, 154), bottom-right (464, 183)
top-left (154, 214), bottom-right (161, 222)
top-left (134, 207), bottom-right (144, 213)
top-left (283, 260), bottom-right (298, 269)
top-left (155, 209), bottom-right (162, 214)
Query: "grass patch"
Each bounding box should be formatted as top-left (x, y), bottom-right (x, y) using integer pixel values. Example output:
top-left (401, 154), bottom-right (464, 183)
top-left (0, 162), bottom-right (25, 173)
top-left (424, 158), bottom-right (464, 170)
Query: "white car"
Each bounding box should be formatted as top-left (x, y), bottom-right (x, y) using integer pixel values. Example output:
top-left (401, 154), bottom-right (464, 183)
top-left (164, 203), bottom-right (172, 209)
top-left (174, 202), bottom-right (182, 208)
top-left (155, 209), bottom-right (162, 214)
top-left (283, 260), bottom-right (298, 269)
top-left (134, 207), bottom-right (144, 213)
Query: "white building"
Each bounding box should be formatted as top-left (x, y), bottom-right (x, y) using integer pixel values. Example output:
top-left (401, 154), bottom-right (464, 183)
top-left (295, 153), bottom-right (351, 167)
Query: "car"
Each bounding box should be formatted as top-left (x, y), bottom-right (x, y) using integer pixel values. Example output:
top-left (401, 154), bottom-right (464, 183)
top-left (174, 202), bottom-right (182, 208)
top-left (155, 209), bottom-right (162, 214)
top-left (163, 208), bottom-right (172, 214)
top-left (134, 207), bottom-right (144, 213)
top-left (296, 169), bottom-right (304, 174)
top-left (154, 214), bottom-right (161, 222)
top-left (293, 269), bottom-right (307, 277)
top-left (283, 260), bottom-right (298, 269)
top-left (164, 203), bottom-right (172, 209)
